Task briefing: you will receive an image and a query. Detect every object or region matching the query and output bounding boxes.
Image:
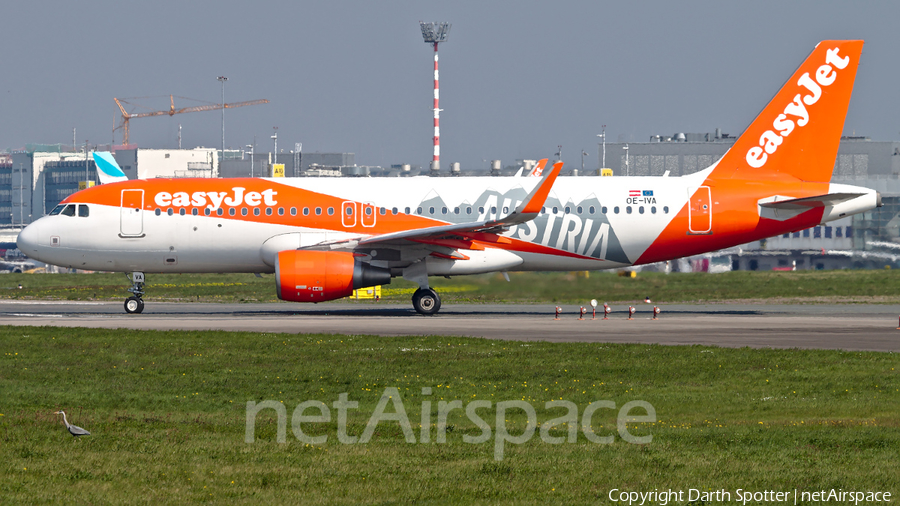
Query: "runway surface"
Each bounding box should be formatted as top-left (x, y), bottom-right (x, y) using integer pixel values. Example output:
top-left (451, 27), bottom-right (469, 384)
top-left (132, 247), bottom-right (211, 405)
top-left (0, 299), bottom-right (898, 352)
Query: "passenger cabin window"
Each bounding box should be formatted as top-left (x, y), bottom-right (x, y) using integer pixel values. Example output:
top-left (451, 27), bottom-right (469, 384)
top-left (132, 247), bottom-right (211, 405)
top-left (327, 207), bottom-right (334, 215)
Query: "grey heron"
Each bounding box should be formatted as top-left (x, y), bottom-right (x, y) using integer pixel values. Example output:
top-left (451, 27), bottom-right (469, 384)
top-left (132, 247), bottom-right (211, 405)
top-left (54, 411), bottom-right (91, 437)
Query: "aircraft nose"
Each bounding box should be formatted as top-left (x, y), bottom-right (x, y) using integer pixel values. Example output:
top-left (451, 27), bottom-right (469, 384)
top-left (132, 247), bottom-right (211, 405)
top-left (16, 221), bottom-right (42, 256)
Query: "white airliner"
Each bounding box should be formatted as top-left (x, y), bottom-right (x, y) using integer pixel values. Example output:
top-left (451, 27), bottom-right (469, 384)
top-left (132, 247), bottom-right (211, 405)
top-left (17, 40), bottom-right (879, 315)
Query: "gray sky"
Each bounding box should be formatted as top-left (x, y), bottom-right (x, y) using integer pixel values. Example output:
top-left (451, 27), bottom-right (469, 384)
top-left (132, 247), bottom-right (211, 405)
top-left (2, 1), bottom-right (898, 170)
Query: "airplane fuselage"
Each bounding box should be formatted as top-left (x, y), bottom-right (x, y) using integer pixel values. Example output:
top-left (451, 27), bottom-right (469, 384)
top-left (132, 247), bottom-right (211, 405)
top-left (17, 168), bottom-right (877, 275)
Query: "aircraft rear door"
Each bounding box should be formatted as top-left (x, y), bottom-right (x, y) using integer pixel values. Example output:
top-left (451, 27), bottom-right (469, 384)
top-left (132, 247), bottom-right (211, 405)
top-left (688, 186), bottom-right (711, 234)
top-left (120, 189), bottom-right (144, 237)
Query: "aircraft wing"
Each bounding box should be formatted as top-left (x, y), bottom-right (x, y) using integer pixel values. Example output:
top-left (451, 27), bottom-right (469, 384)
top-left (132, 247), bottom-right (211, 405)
top-left (309, 160), bottom-right (562, 250)
top-left (759, 193), bottom-right (866, 210)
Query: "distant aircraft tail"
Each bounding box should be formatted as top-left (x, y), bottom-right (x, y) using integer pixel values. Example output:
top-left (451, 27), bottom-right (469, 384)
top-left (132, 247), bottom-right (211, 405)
top-left (528, 159), bottom-right (548, 177)
top-left (711, 40), bottom-right (863, 183)
top-left (92, 152), bottom-right (129, 184)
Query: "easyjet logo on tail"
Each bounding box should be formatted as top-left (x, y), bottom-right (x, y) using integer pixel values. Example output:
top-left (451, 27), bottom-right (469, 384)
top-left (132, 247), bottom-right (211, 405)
top-left (745, 47), bottom-right (850, 169)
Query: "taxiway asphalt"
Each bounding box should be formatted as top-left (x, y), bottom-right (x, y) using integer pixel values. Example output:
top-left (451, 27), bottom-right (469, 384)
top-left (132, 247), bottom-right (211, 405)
top-left (0, 300), bottom-right (898, 352)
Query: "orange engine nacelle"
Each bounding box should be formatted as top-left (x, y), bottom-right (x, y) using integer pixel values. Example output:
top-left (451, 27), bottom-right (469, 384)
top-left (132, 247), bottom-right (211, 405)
top-left (275, 250), bottom-right (391, 303)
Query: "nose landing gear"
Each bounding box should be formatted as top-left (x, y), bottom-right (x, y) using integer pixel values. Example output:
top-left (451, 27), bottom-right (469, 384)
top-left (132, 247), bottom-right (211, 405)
top-left (124, 272), bottom-right (145, 314)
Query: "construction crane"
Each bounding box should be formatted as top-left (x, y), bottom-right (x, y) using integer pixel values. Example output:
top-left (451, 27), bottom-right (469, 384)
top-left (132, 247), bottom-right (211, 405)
top-left (113, 95), bottom-right (269, 145)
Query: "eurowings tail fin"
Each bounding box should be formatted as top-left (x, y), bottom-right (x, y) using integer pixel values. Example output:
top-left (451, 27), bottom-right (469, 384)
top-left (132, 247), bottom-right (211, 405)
top-left (92, 152), bottom-right (129, 184)
top-left (712, 40), bottom-right (863, 183)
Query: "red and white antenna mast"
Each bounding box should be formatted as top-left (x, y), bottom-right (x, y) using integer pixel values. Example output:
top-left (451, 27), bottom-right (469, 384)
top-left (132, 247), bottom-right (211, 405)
top-left (420, 21), bottom-right (451, 175)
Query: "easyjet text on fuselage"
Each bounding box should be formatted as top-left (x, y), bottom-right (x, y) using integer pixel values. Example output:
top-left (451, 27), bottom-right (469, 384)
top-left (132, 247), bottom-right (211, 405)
top-left (154, 187), bottom-right (278, 210)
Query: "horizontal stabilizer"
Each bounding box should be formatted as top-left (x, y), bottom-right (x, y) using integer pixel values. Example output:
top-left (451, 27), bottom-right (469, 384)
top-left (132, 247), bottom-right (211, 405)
top-left (759, 193), bottom-right (865, 210)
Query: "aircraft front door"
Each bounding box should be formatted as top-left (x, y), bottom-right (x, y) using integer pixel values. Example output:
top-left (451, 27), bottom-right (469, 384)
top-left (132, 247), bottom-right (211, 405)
top-left (120, 189), bottom-right (144, 237)
top-left (688, 186), bottom-right (711, 234)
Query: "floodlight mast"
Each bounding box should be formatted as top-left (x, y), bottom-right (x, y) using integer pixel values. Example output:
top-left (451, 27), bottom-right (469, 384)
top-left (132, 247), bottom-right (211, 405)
top-left (419, 21), bottom-right (451, 175)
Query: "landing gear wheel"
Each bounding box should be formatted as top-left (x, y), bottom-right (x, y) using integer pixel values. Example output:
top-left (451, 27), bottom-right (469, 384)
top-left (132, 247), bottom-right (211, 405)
top-left (124, 296), bottom-right (144, 314)
top-left (124, 272), bottom-right (146, 314)
top-left (412, 288), bottom-right (441, 315)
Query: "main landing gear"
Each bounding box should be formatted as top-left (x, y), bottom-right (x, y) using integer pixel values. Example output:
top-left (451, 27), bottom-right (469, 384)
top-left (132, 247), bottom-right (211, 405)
top-left (412, 288), bottom-right (441, 316)
top-left (124, 272), bottom-right (145, 314)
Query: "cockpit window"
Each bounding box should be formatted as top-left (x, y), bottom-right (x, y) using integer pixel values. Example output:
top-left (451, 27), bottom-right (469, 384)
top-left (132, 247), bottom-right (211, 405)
top-left (78, 205), bottom-right (90, 217)
top-left (49, 205), bottom-right (65, 216)
top-left (60, 204), bottom-right (76, 217)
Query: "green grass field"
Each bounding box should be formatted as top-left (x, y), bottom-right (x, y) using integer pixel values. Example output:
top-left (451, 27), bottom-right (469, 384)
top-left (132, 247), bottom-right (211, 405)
top-left (2, 327), bottom-right (898, 504)
top-left (3, 268), bottom-right (900, 305)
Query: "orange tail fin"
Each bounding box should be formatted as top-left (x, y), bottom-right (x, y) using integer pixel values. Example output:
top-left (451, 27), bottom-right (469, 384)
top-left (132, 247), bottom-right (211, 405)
top-left (713, 40), bottom-right (863, 183)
